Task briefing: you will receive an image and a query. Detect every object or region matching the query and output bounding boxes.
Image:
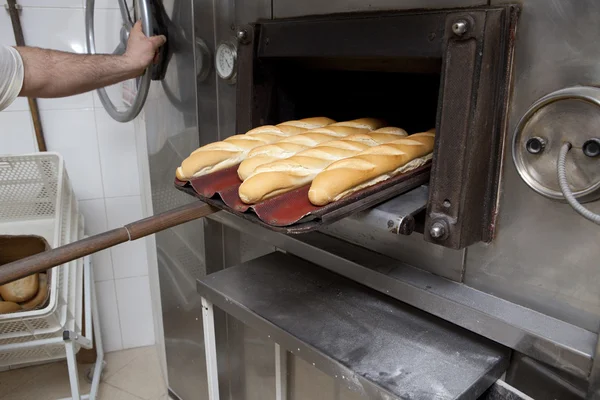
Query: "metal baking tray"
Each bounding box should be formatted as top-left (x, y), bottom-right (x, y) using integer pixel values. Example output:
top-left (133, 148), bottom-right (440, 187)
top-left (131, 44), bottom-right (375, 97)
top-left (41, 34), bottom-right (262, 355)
top-left (175, 163), bottom-right (430, 234)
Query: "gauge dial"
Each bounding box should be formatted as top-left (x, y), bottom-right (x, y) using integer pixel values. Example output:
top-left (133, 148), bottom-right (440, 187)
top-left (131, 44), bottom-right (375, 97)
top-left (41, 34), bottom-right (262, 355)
top-left (215, 42), bottom-right (237, 82)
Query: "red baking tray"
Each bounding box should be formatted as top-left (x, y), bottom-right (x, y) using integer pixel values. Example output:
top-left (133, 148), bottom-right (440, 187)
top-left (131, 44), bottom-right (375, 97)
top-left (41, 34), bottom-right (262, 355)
top-left (174, 163), bottom-right (431, 234)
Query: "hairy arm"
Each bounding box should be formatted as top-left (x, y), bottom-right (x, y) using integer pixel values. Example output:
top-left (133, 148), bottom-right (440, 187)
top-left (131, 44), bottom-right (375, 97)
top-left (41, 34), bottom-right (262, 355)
top-left (16, 21), bottom-right (165, 99)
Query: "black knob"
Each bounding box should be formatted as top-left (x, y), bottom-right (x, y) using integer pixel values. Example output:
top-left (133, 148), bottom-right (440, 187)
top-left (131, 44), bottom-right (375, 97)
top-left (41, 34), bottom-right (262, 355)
top-left (583, 138), bottom-right (600, 158)
top-left (526, 137), bottom-right (546, 154)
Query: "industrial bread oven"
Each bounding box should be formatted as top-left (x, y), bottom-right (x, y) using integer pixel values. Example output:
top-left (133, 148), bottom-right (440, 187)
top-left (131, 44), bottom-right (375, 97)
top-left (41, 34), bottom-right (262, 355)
top-left (3, 0), bottom-right (600, 399)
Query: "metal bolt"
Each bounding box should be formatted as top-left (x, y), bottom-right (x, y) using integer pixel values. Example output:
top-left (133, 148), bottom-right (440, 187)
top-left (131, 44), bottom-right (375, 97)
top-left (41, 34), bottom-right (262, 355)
top-left (236, 29), bottom-right (249, 43)
top-left (526, 137), bottom-right (546, 155)
top-left (583, 138), bottom-right (600, 158)
top-left (429, 221), bottom-right (447, 239)
top-left (452, 20), bottom-right (468, 36)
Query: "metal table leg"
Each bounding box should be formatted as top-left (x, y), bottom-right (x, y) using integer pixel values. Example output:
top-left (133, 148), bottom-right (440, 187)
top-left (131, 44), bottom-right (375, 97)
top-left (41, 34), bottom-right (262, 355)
top-left (202, 297), bottom-right (220, 400)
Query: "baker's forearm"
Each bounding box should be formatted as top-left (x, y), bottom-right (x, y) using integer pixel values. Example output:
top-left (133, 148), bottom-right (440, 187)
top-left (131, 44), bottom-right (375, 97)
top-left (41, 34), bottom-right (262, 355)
top-left (16, 47), bottom-right (143, 98)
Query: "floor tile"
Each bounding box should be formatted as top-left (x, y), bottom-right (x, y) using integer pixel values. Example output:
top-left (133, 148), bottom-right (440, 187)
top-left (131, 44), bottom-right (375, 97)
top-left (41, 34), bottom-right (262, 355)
top-left (98, 383), bottom-right (145, 400)
top-left (1, 360), bottom-right (92, 400)
top-left (105, 346), bottom-right (166, 400)
top-left (0, 363), bottom-right (49, 393)
top-left (102, 346), bottom-right (153, 381)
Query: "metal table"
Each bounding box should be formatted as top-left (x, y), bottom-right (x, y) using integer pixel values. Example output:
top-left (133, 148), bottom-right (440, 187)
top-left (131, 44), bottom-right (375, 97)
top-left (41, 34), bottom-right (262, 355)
top-left (197, 251), bottom-right (510, 400)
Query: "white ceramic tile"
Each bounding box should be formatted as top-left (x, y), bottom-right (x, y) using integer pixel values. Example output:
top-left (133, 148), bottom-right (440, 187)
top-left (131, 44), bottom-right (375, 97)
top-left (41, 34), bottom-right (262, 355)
top-left (94, 8), bottom-right (122, 54)
top-left (20, 8), bottom-right (86, 52)
top-left (17, 7), bottom-right (96, 110)
top-left (90, 0), bottom-right (121, 10)
top-left (41, 109), bottom-right (105, 200)
top-left (79, 199), bottom-right (115, 281)
top-left (19, 0), bottom-right (82, 7)
top-left (96, 108), bottom-right (141, 197)
top-left (96, 280), bottom-right (124, 352)
top-left (4, 97), bottom-right (30, 112)
top-left (0, 111), bottom-right (37, 155)
top-left (0, 11), bottom-right (15, 46)
top-left (115, 276), bottom-right (156, 349)
top-left (105, 196), bottom-right (149, 278)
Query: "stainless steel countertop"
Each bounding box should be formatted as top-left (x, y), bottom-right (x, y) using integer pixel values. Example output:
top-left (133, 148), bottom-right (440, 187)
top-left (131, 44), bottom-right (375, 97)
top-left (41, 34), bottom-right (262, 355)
top-left (197, 252), bottom-right (510, 400)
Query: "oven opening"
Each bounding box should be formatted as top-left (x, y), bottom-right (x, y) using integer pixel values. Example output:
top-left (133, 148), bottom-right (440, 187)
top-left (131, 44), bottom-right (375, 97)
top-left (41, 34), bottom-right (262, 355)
top-left (266, 59), bottom-right (441, 133)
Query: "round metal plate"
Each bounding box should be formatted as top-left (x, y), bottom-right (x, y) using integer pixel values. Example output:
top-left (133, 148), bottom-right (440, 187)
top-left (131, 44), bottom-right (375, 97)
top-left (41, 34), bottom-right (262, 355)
top-left (513, 86), bottom-right (600, 203)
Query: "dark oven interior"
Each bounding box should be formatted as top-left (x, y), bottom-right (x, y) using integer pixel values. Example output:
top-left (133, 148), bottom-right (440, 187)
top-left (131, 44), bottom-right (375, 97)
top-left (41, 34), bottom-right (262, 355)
top-left (236, 7), bottom-right (518, 250)
top-left (267, 62), bottom-right (441, 134)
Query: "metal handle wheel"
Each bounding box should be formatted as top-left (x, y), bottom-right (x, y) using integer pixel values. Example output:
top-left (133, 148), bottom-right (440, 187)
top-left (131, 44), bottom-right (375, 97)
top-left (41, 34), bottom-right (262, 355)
top-left (85, 0), bottom-right (153, 122)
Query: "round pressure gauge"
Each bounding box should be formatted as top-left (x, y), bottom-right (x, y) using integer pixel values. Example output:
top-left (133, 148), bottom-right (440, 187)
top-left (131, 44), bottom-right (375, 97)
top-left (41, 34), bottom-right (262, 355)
top-left (215, 41), bottom-right (237, 83)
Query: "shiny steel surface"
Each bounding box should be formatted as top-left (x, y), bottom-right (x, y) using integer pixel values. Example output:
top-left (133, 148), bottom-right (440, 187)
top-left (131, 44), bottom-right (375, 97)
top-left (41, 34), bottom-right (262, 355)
top-left (144, 0), bottom-right (210, 398)
top-left (85, 0), bottom-right (151, 122)
top-left (467, 0), bottom-right (600, 336)
top-left (512, 86), bottom-right (600, 202)
top-left (210, 211), bottom-right (596, 379)
top-left (346, 185), bottom-right (429, 236)
top-left (197, 252), bottom-right (510, 400)
top-left (272, 0), bottom-right (486, 18)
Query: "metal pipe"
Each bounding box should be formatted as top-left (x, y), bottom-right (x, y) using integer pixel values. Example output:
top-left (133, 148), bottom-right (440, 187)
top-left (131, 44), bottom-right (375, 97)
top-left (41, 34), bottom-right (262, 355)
top-left (5, 0), bottom-right (47, 152)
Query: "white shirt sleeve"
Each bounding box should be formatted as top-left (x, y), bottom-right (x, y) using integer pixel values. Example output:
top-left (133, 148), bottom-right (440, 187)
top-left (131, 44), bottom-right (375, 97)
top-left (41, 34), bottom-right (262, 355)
top-left (0, 45), bottom-right (24, 112)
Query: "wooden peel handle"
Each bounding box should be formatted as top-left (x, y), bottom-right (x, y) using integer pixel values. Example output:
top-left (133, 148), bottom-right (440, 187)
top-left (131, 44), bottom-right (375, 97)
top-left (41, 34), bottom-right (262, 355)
top-left (0, 202), bottom-right (216, 286)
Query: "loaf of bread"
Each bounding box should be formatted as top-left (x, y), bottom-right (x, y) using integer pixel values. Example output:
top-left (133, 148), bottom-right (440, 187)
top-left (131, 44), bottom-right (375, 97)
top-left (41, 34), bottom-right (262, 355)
top-left (237, 119), bottom-right (385, 181)
top-left (20, 273), bottom-right (48, 311)
top-left (0, 301), bottom-right (21, 314)
top-left (0, 273), bottom-right (39, 303)
top-left (309, 131), bottom-right (435, 206)
top-left (175, 117), bottom-right (335, 181)
top-left (238, 127), bottom-right (407, 204)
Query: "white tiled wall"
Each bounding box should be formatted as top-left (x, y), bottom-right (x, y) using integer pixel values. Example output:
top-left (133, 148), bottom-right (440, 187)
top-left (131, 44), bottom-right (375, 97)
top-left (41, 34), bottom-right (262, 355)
top-left (0, 2), bottom-right (155, 352)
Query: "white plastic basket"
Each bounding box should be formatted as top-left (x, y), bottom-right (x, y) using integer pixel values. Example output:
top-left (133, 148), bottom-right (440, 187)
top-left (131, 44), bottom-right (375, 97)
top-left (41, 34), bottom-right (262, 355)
top-left (0, 153), bottom-right (76, 338)
top-left (0, 212), bottom-right (85, 367)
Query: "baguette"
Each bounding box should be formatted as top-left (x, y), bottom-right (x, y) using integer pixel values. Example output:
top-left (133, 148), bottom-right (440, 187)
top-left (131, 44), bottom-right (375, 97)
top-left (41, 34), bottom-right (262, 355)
top-left (175, 117), bottom-right (335, 181)
top-left (238, 127), bottom-right (407, 204)
top-left (237, 118), bottom-right (385, 181)
top-left (309, 131), bottom-right (435, 206)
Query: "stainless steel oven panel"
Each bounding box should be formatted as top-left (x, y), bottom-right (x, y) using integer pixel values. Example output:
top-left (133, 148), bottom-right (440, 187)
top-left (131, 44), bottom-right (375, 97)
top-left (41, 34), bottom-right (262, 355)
top-left (464, 0), bottom-right (600, 334)
top-left (273, 0), bottom-right (487, 19)
top-left (321, 221), bottom-right (465, 282)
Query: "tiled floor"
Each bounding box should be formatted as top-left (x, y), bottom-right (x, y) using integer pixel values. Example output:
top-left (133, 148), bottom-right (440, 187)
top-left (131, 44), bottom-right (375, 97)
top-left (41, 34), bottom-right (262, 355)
top-left (0, 346), bottom-right (167, 399)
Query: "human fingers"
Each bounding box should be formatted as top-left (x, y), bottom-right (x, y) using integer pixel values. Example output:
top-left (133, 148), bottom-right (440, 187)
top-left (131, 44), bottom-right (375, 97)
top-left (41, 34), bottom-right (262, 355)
top-left (149, 35), bottom-right (167, 49)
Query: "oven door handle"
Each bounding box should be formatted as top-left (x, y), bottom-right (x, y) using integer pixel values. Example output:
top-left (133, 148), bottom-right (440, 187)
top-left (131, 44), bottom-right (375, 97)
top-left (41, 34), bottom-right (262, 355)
top-left (85, 0), bottom-right (152, 122)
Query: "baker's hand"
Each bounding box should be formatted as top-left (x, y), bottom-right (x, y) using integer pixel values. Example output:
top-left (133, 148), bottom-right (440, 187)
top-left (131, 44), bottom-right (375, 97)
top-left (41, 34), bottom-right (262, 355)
top-left (124, 21), bottom-right (167, 75)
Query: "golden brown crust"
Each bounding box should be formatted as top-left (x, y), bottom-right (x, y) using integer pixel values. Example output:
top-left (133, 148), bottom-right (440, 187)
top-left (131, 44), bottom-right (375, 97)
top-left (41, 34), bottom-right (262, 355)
top-left (237, 124), bottom-right (375, 180)
top-left (238, 127), bottom-right (407, 204)
top-left (176, 117), bottom-right (335, 181)
top-left (308, 131), bottom-right (435, 206)
top-left (20, 273), bottom-right (48, 311)
top-left (0, 273), bottom-right (39, 303)
top-left (0, 301), bottom-right (21, 314)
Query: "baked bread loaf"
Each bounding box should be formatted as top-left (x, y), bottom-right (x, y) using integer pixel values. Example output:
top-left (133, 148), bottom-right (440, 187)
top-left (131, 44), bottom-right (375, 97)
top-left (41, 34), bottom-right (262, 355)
top-left (0, 273), bottom-right (39, 303)
top-left (237, 119), bottom-right (385, 181)
top-left (309, 131), bottom-right (435, 206)
top-left (20, 273), bottom-right (48, 311)
top-left (175, 117), bottom-right (335, 181)
top-left (238, 127), bottom-right (407, 204)
top-left (0, 301), bottom-right (21, 314)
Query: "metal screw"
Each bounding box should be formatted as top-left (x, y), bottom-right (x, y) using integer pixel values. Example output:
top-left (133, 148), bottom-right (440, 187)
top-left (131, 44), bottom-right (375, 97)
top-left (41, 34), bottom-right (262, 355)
top-left (452, 20), bottom-right (468, 36)
top-left (526, 137), bottom-right (546, 154)
top-left (429, 221), bottom-right (447, 239)
top-left (236, 29), bottom-right (249, 43)
top-left (583, 138), bottom-right (600, 158)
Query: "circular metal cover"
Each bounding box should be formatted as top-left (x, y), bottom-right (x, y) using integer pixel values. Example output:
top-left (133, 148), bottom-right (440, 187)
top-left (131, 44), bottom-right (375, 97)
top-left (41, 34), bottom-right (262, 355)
top-left (513, 86), bottom-right (600, 203)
